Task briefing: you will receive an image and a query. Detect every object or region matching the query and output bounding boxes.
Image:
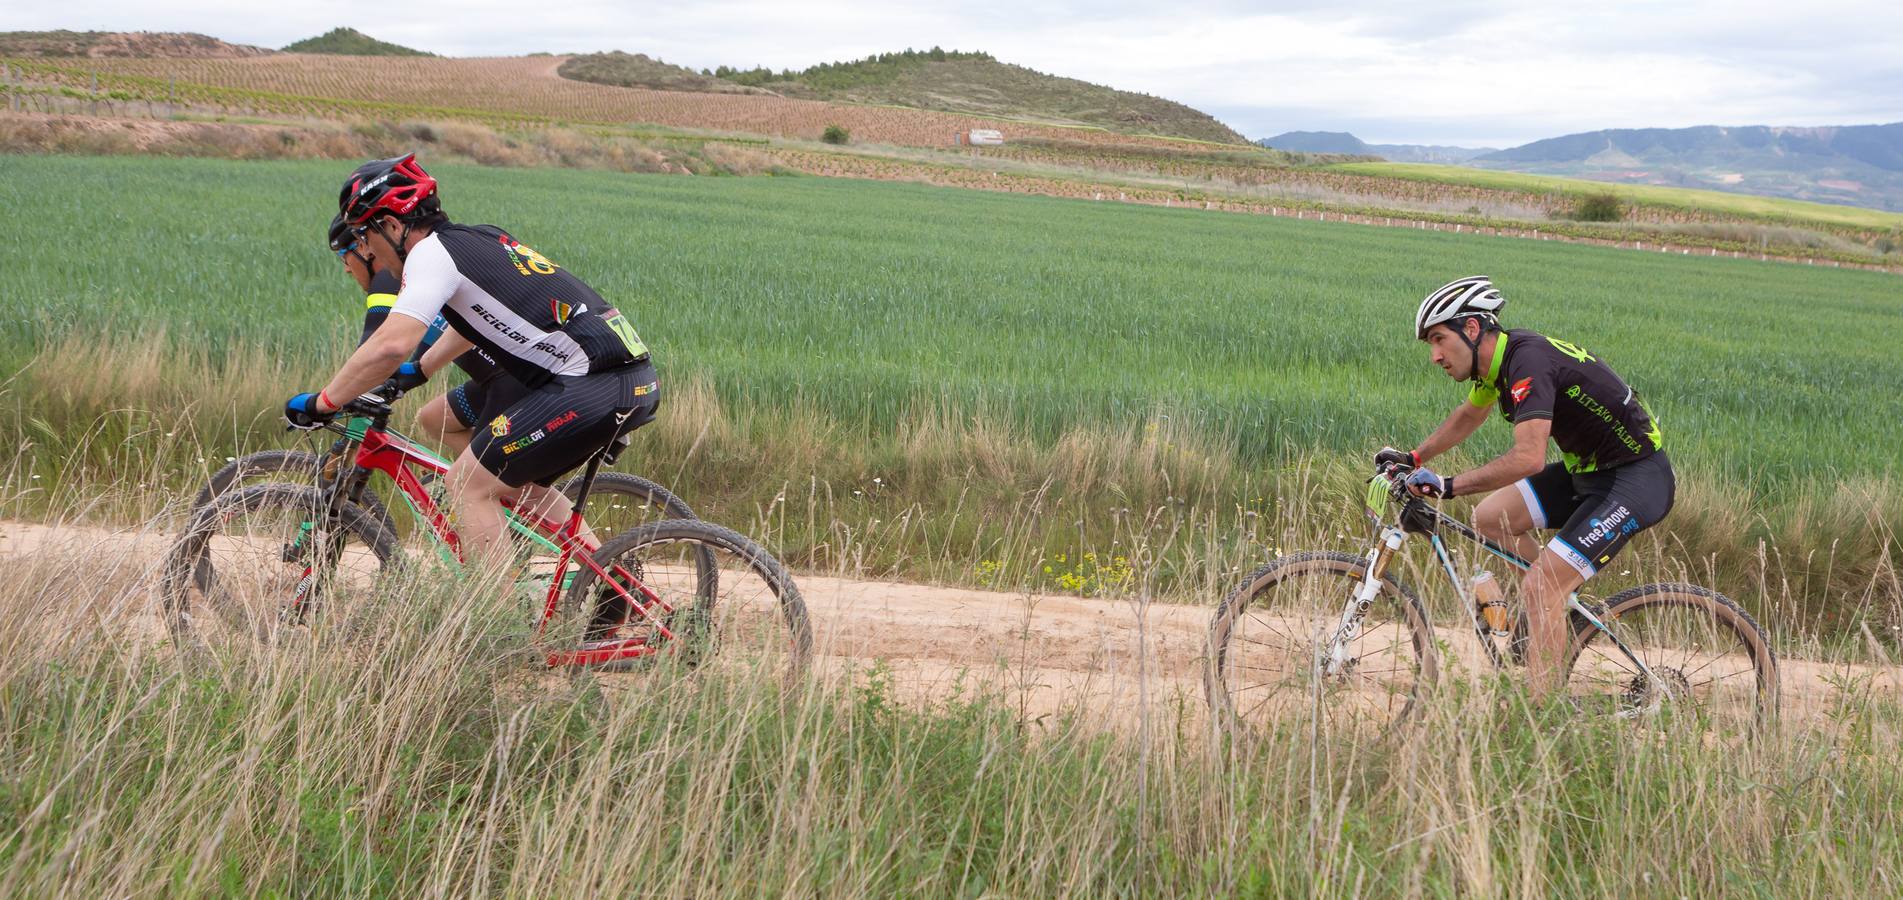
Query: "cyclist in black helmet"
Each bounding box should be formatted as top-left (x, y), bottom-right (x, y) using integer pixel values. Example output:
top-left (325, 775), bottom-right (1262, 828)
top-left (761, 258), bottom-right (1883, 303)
top-left (1377, 275), bottom-right (1673, 694)
top-left (289, 154), bottom-right (659, 570)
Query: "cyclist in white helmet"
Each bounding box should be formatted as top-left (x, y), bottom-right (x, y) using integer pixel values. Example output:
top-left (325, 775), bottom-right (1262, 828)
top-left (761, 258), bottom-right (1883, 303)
top-left (1377, 276), bottom-right (1672, 695)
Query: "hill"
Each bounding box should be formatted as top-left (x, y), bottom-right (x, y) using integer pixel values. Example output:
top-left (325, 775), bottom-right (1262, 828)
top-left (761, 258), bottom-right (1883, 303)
top-left (1259, 131), bottom-right (1496, 163)
top-left (557, 51), bottom-right (770, 95)
top-left (1474, 123), bottom-right (1903, 211)
top-left (0, 30), bottom-right (268, 58)
top-left (710, 48), bottom-right (1247, 144)
top-left (282, 27), bottom-right (431, 57)
top-left (1259, 130), bottom-right (1369, 154)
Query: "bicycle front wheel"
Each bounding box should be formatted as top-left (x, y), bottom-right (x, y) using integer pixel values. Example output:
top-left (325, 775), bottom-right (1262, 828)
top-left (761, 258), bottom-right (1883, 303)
top-left (556, 519), bottom-right (810, 682)
top-left (1562, 582), bottom-right (1778, 737)
top-left (1206, 551), bottom-right (1438, 740)
top-left (161, 483), bottom-right (398, 647)
top-left (193, 448), bottom-right (396, 531)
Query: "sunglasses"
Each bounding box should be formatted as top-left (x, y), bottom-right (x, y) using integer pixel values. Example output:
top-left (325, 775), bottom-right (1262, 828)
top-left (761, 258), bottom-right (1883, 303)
top-left (335, 242), bottom-right (359, 259)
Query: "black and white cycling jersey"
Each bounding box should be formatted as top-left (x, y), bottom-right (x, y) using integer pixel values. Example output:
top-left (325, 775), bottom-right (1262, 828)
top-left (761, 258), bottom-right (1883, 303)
top-left (388, 223), bottom-right (649, 388)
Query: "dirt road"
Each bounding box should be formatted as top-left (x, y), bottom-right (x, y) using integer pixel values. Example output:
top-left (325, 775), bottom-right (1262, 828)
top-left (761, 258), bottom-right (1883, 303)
top-left (2, 519), bottom-right (1896, 729)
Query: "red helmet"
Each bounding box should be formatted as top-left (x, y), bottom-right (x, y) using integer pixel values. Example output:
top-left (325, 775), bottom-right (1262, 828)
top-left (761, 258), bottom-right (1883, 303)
top-left (339, 153), bottom-right (439, 226)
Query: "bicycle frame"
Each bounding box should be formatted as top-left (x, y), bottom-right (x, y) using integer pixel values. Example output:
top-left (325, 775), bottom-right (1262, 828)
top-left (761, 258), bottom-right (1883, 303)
top-left (294, 397), bottom-right (679, 667)
top-left (1335, 469), bottom-right (1660, 682)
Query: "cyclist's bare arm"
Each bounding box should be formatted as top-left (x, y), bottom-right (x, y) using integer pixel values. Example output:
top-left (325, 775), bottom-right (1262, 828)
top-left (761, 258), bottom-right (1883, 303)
top-left (1449, 418), bottom-right (1549, 495)
top-left (417, 327), bottom-right (475, 378)
top-left (1413, 400), bottom-right (1491, 463)
top-left (317, 315), bottom-right (431, 408)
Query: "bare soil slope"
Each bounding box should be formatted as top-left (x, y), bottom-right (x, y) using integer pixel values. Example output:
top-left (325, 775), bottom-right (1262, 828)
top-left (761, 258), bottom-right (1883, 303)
top-left (0, 30), bottom-right (271, 58)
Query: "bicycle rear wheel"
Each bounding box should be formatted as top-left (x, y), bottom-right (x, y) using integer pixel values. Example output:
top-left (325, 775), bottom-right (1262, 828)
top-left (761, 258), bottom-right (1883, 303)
top-left (554, 471), bottom-right (697, 538)
top-left (161, 483), bottom-right (398, 647)
top-left (554, 519), bottom-right (810, 682)
top-left (1206, 551), bottom-right (1438, 740)
top-left (1561, 582), bottom-right (1778, 738)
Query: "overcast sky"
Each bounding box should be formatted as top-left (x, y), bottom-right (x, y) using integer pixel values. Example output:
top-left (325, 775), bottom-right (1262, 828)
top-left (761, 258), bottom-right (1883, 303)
top-left (8, 1), bottom-right (1901, 146)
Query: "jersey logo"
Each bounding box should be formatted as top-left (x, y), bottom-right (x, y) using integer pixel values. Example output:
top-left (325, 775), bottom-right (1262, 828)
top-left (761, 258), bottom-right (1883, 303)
top-left (550, 299), bottom-right (586, 325)
top-left (1510, 377), bottom-right (1533, 404)
top-left (489, 414), bottom-right (512, 438)
top-left (497, 235), bottom-right (559, 276)
top-left (1544, 336), bottom-right (1596, 363)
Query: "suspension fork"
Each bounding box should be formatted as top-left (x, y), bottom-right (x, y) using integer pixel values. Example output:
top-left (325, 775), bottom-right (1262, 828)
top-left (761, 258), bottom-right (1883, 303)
top-left (1321, 527), bottom-right (1407, 676)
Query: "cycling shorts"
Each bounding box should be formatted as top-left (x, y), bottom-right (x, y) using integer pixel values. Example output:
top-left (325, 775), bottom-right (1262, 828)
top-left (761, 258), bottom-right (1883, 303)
top-left (447, 381), bottom-right (486, 429)
top-left (467, 363), bottom-right (659, 488)
top-left (1516, 451), bottom-right (1675, 580)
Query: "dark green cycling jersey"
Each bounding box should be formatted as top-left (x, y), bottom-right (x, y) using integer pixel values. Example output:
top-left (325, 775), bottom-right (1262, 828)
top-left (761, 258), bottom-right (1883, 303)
top-left (1467, 329), bottom-right (1663, 473)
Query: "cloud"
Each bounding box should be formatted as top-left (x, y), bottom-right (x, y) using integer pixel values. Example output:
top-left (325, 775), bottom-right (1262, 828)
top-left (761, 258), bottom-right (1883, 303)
top-left (4, 0), bottom-right (1899, 145)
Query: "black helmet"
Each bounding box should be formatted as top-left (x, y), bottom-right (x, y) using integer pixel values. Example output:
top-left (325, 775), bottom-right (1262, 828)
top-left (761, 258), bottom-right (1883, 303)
top-left (327, 213), bottom-right (357, 252)
top-left (338, 152), bottom-right (439, 226)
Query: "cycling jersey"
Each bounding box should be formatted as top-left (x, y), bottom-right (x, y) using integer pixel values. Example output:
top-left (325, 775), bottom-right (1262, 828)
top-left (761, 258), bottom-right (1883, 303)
top-left (1468, 329), bottom-right (1663, 473)
top-left (387, 224), bottom-right (650, 388)
top-left (360, 269), bottom-right (504, 382)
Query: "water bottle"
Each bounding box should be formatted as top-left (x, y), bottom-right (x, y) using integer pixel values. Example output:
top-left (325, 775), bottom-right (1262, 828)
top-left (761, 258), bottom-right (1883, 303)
top-left (1472, 570), bottom-right (1509, 635)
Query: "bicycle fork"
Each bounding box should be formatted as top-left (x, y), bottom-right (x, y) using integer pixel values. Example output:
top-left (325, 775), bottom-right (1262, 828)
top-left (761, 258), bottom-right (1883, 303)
top-left (1320, 527), bottom-right (1408, 677)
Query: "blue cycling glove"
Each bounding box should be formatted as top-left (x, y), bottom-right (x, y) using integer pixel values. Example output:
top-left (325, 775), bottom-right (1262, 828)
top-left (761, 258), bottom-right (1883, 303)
top-left (285, 392), bottom-right (334, 430)
top-left (390, 361), bottom-right (429, 391)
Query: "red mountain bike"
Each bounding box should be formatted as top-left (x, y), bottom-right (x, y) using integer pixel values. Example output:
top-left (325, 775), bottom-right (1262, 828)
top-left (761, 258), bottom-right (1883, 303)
top-left (161, 390), bottom-right (811, 676)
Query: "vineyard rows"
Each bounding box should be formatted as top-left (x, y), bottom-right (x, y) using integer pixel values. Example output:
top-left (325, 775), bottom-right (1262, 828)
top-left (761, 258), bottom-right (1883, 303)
top-left (4, 55), bottom-right (1228, 153)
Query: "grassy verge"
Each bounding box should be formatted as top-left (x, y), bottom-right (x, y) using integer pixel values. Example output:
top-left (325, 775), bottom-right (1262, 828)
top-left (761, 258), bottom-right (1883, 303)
top-left (0, 529), bottom-right (1897, 894)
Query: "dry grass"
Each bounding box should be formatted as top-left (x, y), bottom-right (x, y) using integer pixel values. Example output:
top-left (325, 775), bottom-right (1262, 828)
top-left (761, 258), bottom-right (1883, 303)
top-left (0, 472), bottom-right (1898, 893)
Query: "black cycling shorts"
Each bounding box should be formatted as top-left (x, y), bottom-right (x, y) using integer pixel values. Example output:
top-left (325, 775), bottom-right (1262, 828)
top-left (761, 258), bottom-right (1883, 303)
top-left (467, 364), bottom-right (660, 488)
top-left (1515, 452), bottom-right (1675, 580)
top-left (447, 381), bottom-right (486, 429)
top-left (446, 375), bottom-right (527, 430)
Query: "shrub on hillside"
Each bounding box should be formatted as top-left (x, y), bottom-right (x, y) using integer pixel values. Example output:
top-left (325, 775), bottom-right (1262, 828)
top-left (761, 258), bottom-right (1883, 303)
top-left (821, 124), bottom-right (850, 145)
top-left (1571, 192), bottom-right (1625, 222)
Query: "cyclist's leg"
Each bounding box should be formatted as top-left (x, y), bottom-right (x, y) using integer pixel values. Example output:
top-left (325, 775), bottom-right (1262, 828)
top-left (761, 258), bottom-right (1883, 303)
top-left (415, 390), bottom-right (466, 456)
top-left (1531, 453), bottom-right (1677, 693)
top-left (1474, 462), bottom-right (1574, 561)
top-left (1522, 552), bottom-right (1588, 695)
top-left (445, 447), bottom-right (519, 573)
top-left (439, 380), bottom-right (490, 458)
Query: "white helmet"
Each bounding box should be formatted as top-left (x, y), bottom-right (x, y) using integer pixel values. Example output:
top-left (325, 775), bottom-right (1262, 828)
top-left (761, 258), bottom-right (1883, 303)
top-left (1415, 275), bottom-right (1505, 339)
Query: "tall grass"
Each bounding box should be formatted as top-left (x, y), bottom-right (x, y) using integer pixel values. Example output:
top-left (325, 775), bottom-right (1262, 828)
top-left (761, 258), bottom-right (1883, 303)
top-left (0, 476), bottom-right (1898, 894)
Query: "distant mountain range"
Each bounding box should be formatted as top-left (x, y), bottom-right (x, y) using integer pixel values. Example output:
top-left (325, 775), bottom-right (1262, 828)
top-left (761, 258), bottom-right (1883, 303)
top-left (1475, 124), bottom-right (1903, 211)
top-left (1262, 124), bottom-right (1903, 211)
top-left (1257, 131), bottom-right (1496, 163)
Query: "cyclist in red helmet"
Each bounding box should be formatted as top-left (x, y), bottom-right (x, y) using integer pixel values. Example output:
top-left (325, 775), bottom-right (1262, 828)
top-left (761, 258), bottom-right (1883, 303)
top-left (289, 154), bottom-right (659, 571)
top-left (328, 213), bottom-right (511, 458)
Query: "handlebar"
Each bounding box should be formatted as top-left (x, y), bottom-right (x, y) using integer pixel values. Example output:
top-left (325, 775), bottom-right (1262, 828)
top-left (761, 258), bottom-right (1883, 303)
top-left (1370, 461), bottom-right (1414, 500)
top-left (283, 385), bottom-right (408, 433)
